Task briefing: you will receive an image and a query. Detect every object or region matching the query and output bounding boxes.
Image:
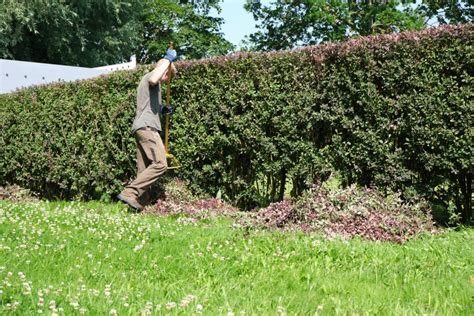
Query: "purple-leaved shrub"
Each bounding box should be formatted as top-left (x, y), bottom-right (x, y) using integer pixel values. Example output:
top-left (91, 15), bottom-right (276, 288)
top-left (240, 185), bottom-right (437, 243)
top-left (144, 179), bottom-right (237, 220)
top-left (0, 185), bottom-right (39, 202)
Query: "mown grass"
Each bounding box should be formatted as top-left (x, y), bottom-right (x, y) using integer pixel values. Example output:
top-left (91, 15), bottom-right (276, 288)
top-left (0, 201), bottom-right (472, 315)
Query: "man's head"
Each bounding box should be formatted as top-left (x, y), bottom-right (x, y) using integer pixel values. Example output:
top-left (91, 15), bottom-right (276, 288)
top-left (155, 58), bottom-right (177, 83)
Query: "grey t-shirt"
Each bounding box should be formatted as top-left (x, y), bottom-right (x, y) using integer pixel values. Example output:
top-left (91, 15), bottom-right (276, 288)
top-left (131, 72), bottom-right (162, 133)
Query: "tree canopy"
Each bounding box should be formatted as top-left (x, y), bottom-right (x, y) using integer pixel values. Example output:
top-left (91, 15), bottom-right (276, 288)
top-left (0, 0), bottom-right (471, 65)
top-left (243, 0), bottom-right (473, 51)
top-left (419, 0), bottom-right (473, 25)
top-left (138, 0), bottom-right (234, 63)
top-left (0, 0), bottom-right (144, 67)
top-left (0, 0), bottom-right (233, 67)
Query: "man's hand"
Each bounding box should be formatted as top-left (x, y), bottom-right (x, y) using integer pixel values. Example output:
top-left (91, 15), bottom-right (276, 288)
top-left (164, 48), bottom-right (177, 63)
top-left (161, 105), bottom-right (173, 115)
top-left (148, 48), bottom-right (177, 86)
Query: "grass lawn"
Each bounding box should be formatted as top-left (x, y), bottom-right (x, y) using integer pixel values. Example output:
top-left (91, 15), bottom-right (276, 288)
top-left (0, 201), bottom-right (472, 315)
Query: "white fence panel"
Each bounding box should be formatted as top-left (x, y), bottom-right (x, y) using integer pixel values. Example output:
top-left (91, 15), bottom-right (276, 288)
top-left (0, 56), bottom-right (136, 94)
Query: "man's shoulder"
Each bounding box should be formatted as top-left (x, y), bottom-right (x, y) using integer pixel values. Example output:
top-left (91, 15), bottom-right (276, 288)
top-left (138, 71), bottom-right (153, 88)
top-left (141, 71), bottom-right (153, 80)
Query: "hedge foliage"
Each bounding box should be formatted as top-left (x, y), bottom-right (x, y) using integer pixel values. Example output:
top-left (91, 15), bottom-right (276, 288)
top-left (0, 24), bottom-right (472, 222)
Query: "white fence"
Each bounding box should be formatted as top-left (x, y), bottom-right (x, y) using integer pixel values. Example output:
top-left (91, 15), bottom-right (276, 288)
top-left (0, 56), bottom-right (136, 94)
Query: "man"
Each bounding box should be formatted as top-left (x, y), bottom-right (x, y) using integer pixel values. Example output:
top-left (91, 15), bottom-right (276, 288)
top-left (117, 48), bottom-right (177, 211)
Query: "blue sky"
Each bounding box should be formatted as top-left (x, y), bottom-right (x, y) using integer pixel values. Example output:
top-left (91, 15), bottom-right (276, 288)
top-left (212, 0), bottom-right (272, 48)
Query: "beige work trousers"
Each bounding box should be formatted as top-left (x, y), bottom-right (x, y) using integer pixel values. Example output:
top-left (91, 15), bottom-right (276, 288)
top-left (120, 129), bottom-right (167, 203)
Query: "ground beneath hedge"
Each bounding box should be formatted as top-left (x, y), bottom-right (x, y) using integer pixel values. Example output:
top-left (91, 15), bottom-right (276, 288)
top-left (2, 179), bottom-right (439, 243)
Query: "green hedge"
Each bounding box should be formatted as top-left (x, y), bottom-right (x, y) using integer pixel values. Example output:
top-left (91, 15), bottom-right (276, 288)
top-left (1, 24), bottom-right (472, 222)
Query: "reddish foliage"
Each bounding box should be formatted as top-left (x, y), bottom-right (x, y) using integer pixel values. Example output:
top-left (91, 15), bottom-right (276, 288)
top-left (240, 185), bottom-right (437, 243)
top-left (143, 179), bottom-right (237, 220)
top-left (176, 24), bottom-right (471, 69)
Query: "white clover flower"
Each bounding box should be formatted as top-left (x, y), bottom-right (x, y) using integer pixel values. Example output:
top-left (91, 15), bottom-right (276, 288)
top-left (166, 302), bottom-right (177, 310)
top-left (109, 308), bottom-right (117, 316)
top-left (179, 299), bottom-right (190, 308)
top-left (133, 244), bottom-right (143, 252)
top-left (23, 282), bottom-right (32, 295)
top-left (49, 300), bottom-right (56, 308)
top-left (277, 305), bottom-right (285, 316)
top-left (70, 301), bottom-right (79, 310)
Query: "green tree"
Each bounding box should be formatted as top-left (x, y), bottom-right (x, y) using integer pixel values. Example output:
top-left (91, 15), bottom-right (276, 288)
top-left (0, 0), bottom-right (233, 67)
top-left (0, 0), bottom-right (144, 67)
top-left (243, 0), bottom-right (427, 51)
top-left (138, 0), bottom-right (234, 63)
top-left (419, 0), bottom-right (473, 25)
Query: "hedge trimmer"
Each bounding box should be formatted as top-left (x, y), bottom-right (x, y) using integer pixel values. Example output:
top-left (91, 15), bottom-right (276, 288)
top-left (163, 42), bottom-right (180, 170)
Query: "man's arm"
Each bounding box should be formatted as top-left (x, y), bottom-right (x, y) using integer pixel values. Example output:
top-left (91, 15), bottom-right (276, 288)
top-left (148, 60), bottom-right (171, 86)
top-left (148, 48), bottom-right (177, 86)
